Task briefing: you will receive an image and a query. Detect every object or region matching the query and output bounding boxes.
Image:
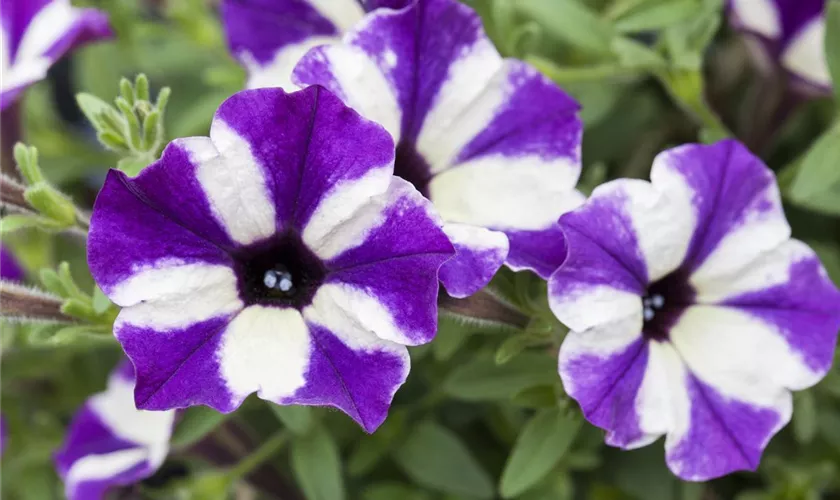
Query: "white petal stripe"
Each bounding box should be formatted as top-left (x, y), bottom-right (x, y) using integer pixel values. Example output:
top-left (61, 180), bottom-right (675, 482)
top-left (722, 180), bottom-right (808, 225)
top-left (669, 305), bottom-right (820, 404)
top-left (219, 306), bottom-right (312, 403)
top-left (110, 262), bottom-right (243, 330)
top-left (429, 156), bottom-right (582, 231)
top-left (191, 121), bottom-right (277, 245)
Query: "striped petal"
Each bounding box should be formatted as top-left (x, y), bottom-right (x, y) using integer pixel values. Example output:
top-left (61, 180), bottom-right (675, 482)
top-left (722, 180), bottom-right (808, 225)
top-left (1, 0), bottom-right (112, 109)
top-left (293, 0), bottom-right (583, 281)
top-left (54, 362), bottom-right (175, 500)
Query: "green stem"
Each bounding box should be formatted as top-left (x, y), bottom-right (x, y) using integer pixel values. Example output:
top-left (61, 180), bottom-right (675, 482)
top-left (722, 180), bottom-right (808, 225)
top-left (227, 431), bottom-right (289, 480)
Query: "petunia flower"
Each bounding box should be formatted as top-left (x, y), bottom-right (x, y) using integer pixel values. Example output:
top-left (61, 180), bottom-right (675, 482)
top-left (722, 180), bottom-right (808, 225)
top-left (728, 0), bottom-right (830, 92)
top-left (222, 0), bottom-right (410, 90)
top-left (548, 139), bottom-right (840, 481)
top-left (87, 86), bottom-right (454, 433)
top-left (1, 0), bottom-right (113, 110)
top-left (291, 0), bottom-right (583, 293)
top-left (54, 361), bottom-right (176, 500)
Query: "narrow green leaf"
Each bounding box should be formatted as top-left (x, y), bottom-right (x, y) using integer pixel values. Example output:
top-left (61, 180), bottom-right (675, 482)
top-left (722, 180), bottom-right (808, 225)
top-left (826, 0), bottom-right (840, 93)
top-left (156, 87), bottom-right (172, 114)
top-left (290, 426), bottom-right (345, 500)
top-left (432, 316), bottom-right (470, 361)
top-left (793, 390), bottom-right (818, 444)
top-left (115, 97), bottom-right (143, 150)
top-left (57, 262), bottom-right (85, 301)
top-left (495, 335), bottom-right (531, 365)
top-left (116, 156), bottom-right (153, 176)
top-left (170, 406), bottom-right (231, 448)
top-left (23, 184), bottom-right (76, 226)
top-left (76, 93), bottom-right (114, 133)
top-left (135, 73), bottom-right (151, 102)
top-left (60, 299), bottom-right (96, 322)
top-left (516, 0), bottom-right (614, 56)
top-left (270, 404), bottom-right (312, 435)
top-left (500, 408), bottom-right (581, 498)
top-left (142, 110), bottom-right (161, 151)
top-left (444, 352), bottom-right (558, 401)
top-left (1, 214), bottom-right (58, 234)
top-left (119, 78), bottom-right (135, 105)
top-left (38, 269), bottom-right (65, 297)
top-left (789, 126), bottom-right (840, 216)
top-left (363, 483), bottom-right (431, 500)
top-left (394, 421), bottom-right (493, 499)
top-left (97, 131), bottom-right (129, 153)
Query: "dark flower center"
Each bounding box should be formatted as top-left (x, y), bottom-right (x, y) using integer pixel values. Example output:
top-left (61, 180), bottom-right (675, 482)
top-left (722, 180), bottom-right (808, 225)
top-left (641, 270), bottom-right (695, 342)
top-left (395, 141), bottom-right (432, 197)
top-left (232, 232), bottom-right (326, 309)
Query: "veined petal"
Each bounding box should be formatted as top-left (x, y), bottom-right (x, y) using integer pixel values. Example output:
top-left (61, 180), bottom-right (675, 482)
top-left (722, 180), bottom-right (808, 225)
top-left (88, 169), bottom-right (234, 294)
top-left (1, 0), bottom-right (112, 109)
top-left (293, 318), bottom-right (409, 433)
top-left (117, 317), bottom-right (238, 411)
top-left (664, 372), bottom-right (789, 481)
top-left (549, 182), bottom-right (654, 332)
top-left (213, 86), bottom-right (396, 237)
top-left (438, 223), bottom-right (508, 298)
top-left (54, 362), bottom-right (175, 500)
top-left (656, 141), bottom-right (791, 283)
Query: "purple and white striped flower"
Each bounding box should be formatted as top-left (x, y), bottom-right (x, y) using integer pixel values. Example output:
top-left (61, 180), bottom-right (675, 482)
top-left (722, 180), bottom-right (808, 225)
top-left (548, 140), bottom-right (840, 481)
top-left (222, 0), bottom-right (409, 90)
top-left (728, 0), bottom-right (830, 91)
top-left (1, 0), bottom-right (112, 110)
top-left (54, 361), bottom-right (176, 500)
top-left (290, 0), bottom-right (583, 292)
top-left (88, 86), bottom-right (454, 433)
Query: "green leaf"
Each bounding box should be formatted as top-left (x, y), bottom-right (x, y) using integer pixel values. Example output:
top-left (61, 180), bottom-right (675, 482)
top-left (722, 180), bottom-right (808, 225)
top-left (500, 408), bottom-right (581, 498)
top-left (394, 421), bottom-right (494, 499)
top-left (170, 406), bottom-right (231, 449)
top-left (116, 156), bottom-right (153, 176)
top-left (290, 426), bottom-right (345, 500)
top-left (444, 352), bottom-right (558, 401)
top-left (270, 404), bottom-right (312, 435)
top-left (789, 126), bottom-right (840, 216)
top-left (826, 0), bottom-right (840, 93)
top-left (614, 0), bottom-right (700, 33)
top-left (363, 483), bottom-right (432, 500)
top-left (495, 335), bottom-right (532, 365)
top-left (793, 390), bottom-right (818, 444)
top-left (23, 184), bottom-right (76, 226)
top-left (516, 0), bottom-right (614, 56)
top-left (92, 286), bottom-right (112, 315)
top-left (76, 93), bottom-right (115, 133)
top-left (0, 214), bottom-right (62, 234)
top-left (432, 316), bottom-right (471, 361)
top-left (511, 385), bottom-right (558, 409)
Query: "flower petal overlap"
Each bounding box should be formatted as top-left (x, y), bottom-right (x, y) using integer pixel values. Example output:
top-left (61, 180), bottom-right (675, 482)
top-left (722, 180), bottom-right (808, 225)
top-left (54, 361), bottom-right (175, 500)
top-left (222, 0), bottom-right (411, 89)
top-left (728, 0), bottom-right (829, 91)
top-left (88, 86), bottom-right (454, 432)
top-left (1, 0), bottom-right (112, 109)
top-left (548, 139), bottom-right (840, 480)
top-left (292, 0), bottom-right (584, 291)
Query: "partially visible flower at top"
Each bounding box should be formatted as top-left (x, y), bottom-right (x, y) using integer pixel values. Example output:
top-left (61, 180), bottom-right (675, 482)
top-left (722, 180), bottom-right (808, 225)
top-left (222, 0), bottom-right (410, 89)
top-left (88, 86), bottom-right (454, 432)
top-left (292, 0), bottom-right (583, 292)
top-left (0, 245), bottom-right (24, 281)
top-left (1, 0), bottom-right (113, 110)
top-left (54, 361), bottom-right (176, 500)
top-left (548, 139), bottom-right (840, 481)
top-left (728, 0), bottom-right (830, 92)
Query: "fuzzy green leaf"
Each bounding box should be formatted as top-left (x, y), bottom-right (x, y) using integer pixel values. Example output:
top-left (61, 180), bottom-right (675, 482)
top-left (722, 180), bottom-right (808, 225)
top-left (500, 408), bottom-right (581, 498)
top-left (291, 426), bottom-right (345, 500)
top-left (394, 421), bottom-right (493, 499)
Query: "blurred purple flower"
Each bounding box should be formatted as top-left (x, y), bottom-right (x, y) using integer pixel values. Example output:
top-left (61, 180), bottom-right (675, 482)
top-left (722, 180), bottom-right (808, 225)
top-left (0, 0), bottom-right (113, 110)
top-left (729, 0), bottom-right (830, 91)
top-left (222, 0), bottom-right (410, 89)
top-left (87, 86), bottom-right (453, 433)
top-left (548, 139), bottom-right (840, 480)
top-left (54, 361), bottom-right (176, 500)
top-left (0, 245), bottom-right (24, 281)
